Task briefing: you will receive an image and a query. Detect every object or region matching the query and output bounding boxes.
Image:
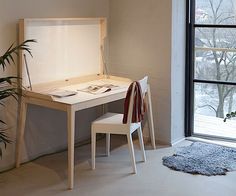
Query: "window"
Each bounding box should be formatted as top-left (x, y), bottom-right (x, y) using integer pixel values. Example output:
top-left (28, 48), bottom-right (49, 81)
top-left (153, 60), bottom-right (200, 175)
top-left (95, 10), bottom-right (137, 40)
top-left (186, 0), bottom-right (236, 140)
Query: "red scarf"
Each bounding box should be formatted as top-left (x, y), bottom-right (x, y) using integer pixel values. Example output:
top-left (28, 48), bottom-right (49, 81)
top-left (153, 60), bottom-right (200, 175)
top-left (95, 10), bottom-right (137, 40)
top-left (123, 81), bottom-right (146, 124)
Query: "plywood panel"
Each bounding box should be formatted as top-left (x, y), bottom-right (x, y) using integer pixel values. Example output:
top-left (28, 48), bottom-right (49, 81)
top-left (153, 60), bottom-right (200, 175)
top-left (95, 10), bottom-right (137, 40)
top-left (22, 19), bottom-right (103, 86)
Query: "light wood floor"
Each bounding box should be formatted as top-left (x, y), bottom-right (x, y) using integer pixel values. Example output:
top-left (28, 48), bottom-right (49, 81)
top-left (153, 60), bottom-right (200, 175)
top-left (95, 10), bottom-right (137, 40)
top-left (194, 114), bottom-right (236, 139)
top-left (0, 136), bottom-right (236, 196)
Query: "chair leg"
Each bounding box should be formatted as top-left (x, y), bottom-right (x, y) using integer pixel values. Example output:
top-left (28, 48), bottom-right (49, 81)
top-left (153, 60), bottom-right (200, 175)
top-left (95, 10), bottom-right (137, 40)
top-left (137, 127), bottom-right (146, 162)
top-left (91, 130), bottom-right (96, 170)
top-left (106, 133), bottom-right (110, 156)
top-left (127, 133), bottom-right (137, 174)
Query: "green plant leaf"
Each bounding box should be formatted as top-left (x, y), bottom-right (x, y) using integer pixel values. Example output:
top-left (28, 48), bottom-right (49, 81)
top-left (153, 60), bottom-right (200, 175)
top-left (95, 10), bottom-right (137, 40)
top-left (0, 130), bottom-right (11, 148)
top-left (0, 39), bottom-right (35, 157)
top-left (0, 39), bottom-right (36, 70)
top-left (0, 76), bottom-right (18, 85)
top-left (0, 120), bottom-right (6, 125)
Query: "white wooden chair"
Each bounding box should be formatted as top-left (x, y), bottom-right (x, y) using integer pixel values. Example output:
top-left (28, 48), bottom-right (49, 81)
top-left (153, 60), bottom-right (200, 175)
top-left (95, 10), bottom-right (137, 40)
top-left (91, 76), bottom-right (148, 173)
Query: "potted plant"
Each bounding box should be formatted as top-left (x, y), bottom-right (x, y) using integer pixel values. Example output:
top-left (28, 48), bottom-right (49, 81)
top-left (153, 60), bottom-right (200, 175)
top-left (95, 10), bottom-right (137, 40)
top-left (0, 39), bottom-right (35, 157)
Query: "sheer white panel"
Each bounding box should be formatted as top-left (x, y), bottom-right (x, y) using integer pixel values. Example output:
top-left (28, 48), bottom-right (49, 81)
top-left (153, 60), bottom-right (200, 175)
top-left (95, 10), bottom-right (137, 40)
top-left (23, 19), bottom-right (101, 86)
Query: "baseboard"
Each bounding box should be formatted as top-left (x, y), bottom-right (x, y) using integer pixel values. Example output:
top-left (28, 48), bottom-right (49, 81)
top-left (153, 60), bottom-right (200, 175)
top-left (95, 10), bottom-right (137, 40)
top-left (143, 136), bottom-right (171, 147)
top-left (143, 135), bottom-right (186, 147)
top-left (170, 137), bottom-right (186, 146)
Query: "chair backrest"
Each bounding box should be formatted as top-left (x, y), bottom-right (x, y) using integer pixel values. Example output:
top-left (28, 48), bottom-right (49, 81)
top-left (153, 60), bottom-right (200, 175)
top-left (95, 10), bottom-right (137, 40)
top-left (138, 76), bottom-right (148, 96)
top-left (126, 76), bottom-right (148, 124)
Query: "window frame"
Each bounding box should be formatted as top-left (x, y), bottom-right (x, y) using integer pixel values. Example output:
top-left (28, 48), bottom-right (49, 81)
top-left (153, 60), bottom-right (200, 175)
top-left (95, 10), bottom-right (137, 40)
top-left (185, 0), bottom-right (236, 139)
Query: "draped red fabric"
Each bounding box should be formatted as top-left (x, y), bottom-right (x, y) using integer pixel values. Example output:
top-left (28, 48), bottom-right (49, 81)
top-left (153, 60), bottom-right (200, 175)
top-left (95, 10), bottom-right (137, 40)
top-left (123, 81), bottom-right (146, 124)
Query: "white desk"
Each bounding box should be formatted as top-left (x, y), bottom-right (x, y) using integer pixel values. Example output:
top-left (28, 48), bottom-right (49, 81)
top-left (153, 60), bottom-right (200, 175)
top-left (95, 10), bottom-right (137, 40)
top-left (15, 75), bottom-right (156, 189)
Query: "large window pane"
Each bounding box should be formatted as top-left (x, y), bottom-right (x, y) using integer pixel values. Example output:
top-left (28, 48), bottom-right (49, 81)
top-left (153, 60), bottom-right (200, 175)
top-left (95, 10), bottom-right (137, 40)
top-left (194, 83), bottom-right (236, 139)
top-left (195, 28), bottom-right (236, 49)
top-left (195, 0), bottom-right (236, 25)
top-left (194, 27), bottom-right (236, 81)
top-left (194, 50), bottom-right (236, 81)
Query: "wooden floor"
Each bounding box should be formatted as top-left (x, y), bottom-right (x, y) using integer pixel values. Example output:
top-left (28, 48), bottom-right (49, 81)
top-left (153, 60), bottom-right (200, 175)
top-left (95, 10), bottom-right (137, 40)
top-left (194, 114), bottom-right (236, 139)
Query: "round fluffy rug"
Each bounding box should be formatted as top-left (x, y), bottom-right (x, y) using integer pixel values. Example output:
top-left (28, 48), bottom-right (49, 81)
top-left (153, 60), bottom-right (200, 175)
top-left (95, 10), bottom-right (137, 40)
top-left (162, 142), bottom-right (236, 176)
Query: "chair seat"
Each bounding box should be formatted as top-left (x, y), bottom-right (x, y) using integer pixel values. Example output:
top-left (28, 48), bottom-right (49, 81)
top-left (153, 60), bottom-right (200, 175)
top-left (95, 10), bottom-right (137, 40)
top-left (92, 112), bottom-right (141, 134)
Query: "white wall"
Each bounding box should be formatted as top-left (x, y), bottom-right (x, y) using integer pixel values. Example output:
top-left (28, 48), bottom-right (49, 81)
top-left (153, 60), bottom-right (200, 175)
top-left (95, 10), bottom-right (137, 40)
top-left (109, 0), bottom-right (172, 143)
top-left (109, 0), bottom-right (185, 144)
top-left (0, 0), bottom-right (109, 171)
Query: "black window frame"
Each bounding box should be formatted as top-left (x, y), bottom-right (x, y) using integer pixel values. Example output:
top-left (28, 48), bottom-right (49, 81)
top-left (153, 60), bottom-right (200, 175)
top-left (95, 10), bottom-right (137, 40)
top-left (185, 0), bottom-right (236, 139)
top-left (185, 0), bottom-right (195, 137)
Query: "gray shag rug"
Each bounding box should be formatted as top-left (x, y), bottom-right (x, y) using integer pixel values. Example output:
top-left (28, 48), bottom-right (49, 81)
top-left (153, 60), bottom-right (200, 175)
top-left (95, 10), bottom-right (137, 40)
top-left (162, 142), bottom-right (236, 176)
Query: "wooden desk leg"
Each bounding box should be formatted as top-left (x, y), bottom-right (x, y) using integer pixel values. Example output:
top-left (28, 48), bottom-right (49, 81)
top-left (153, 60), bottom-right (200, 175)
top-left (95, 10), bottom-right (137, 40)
top-left (146, 85), bottom-right (156, 149)
top-left (15, 98), bottom-right (27, 168)
top-left (102, 104), bottom-right (110, 156)
top-left (67, 106), bottom-right (75, 190)
top-left (106, 133), bottom-right (110, 156)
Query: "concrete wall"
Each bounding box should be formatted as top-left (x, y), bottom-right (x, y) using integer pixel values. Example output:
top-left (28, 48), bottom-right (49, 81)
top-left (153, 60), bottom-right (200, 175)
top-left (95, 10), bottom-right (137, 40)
top-left (109, 0), bottom-right (185, 144)
top-left (171, 0), bottom-right (186, 144)
top-left (0, 0), bottom-right (186, 171)
top-left (0, 0), bottom-right (109, 171)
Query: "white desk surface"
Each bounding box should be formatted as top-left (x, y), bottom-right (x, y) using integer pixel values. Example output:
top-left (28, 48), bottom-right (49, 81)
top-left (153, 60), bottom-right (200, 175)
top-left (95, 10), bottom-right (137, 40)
top-left (33, 78), bottom-right (130, 105)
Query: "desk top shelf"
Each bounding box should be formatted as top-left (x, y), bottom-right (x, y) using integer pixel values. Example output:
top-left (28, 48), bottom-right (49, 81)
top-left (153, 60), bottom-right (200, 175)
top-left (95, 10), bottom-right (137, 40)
top-left (23, 74), bottom-right (131, 106)
top-left (18, 18), bottom-right (132, 110)
top-left (19, 17), bottom-right (107, 89)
